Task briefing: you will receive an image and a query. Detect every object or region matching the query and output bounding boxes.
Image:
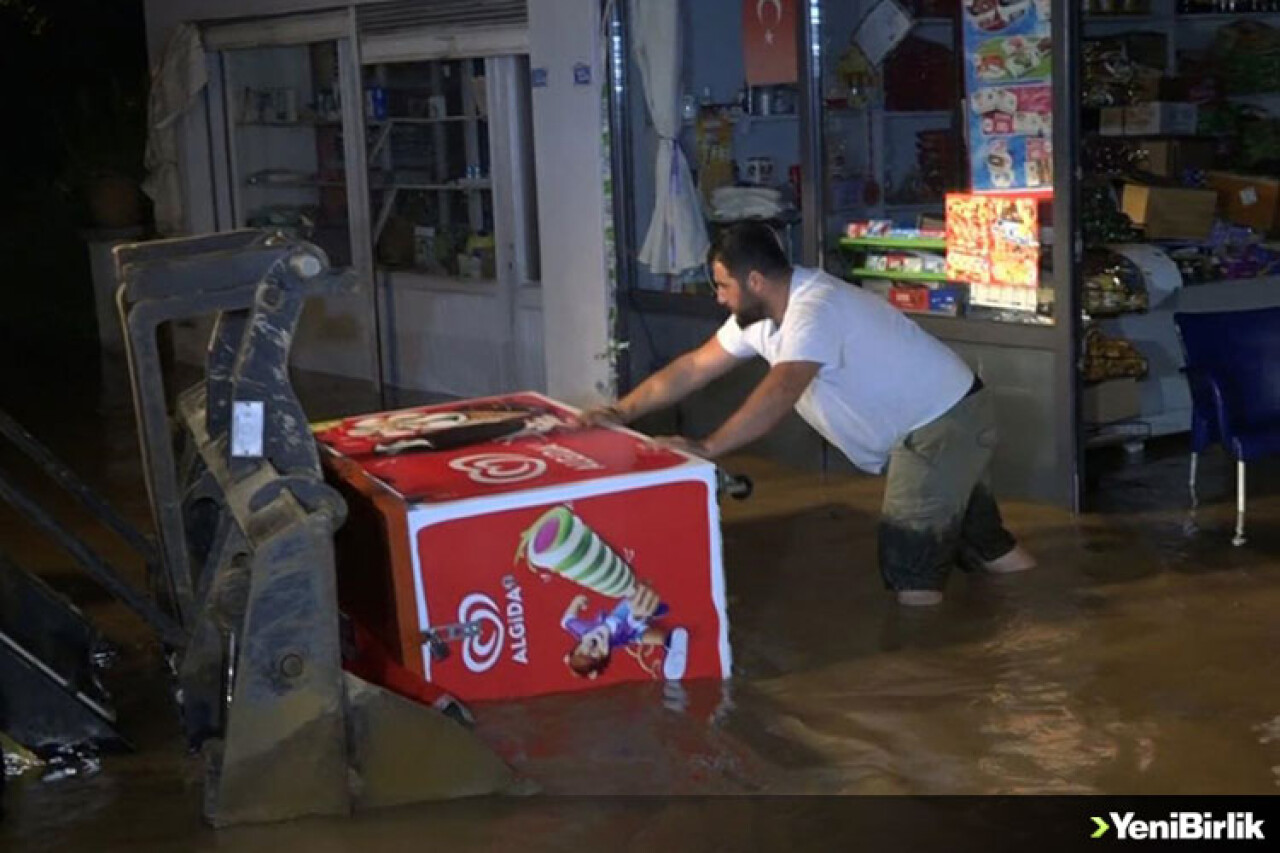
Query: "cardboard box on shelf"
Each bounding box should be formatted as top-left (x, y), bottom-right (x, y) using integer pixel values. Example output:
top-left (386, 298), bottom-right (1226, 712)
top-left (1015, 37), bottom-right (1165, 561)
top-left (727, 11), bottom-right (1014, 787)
top-left (1135, 139), bottom-right (1216, 179)
top-left (1122, 102), bottom-right (1198, 136)
top-left (1131, 65), bottom-right (1164, 102)
top-left (1083, 378), bottom-right (1141, 425)
top-left (1121, 182), bottom-right (1217, 240)
top-left (888, 285), bottom-right (930, 313)
top-left (928, 286), bottom-right (965, 316)
top-left (1099, 107), bottom-right (1126, 137)
top-left (1100, 103), bottom-right (1198, 137)
top-left (1206, 172), bottom-right (1280, 236)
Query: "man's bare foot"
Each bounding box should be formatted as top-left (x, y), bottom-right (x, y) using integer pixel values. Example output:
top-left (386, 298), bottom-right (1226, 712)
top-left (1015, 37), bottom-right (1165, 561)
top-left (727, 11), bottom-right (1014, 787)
top-left (897, 589), bottom-right (943, 607)
top-left (983, 545), bottom-right (1036, 574)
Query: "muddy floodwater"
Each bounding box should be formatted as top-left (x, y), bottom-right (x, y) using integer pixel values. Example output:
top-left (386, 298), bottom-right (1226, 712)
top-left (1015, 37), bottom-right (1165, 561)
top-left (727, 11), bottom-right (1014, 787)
top-left (3, 358), bottom-right (1280, 850)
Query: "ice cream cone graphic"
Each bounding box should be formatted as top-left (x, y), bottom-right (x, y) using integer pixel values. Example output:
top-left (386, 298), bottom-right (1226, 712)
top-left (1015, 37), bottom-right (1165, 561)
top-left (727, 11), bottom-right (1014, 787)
top-left (515, 506), bottom-right (637, 599)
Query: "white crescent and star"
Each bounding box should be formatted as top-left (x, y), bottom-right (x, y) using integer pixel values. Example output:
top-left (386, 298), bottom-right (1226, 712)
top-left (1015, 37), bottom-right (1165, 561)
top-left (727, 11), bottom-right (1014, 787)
top-left (757, 0), bottom-right (782, 45)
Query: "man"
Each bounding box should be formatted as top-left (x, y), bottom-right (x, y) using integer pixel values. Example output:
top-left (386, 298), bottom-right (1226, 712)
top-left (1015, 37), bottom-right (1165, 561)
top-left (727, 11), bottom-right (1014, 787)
top-left (583, 221), bottom-right (1034, 606)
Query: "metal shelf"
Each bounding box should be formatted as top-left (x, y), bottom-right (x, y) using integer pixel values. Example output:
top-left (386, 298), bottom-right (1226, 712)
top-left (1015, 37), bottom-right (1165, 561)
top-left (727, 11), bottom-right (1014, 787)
top-left (839, 236), bottom-right (947, 250)
top-left (378, 182), bottom-right (492, 192)
top-left (885, 110), bottom-right (953, 120)
top-left (1178, 12), bottom-right (1280, 22)
top-left (238, 120), bottom-right (343, 127)
top-left (245, 180), bottom-right (346, 189)
top-left (371, 116), bottom-right (486, 125)
top-left (849, 268), bottom-right (949, 282)
top-left (884, 201), bottom-right (946, 211)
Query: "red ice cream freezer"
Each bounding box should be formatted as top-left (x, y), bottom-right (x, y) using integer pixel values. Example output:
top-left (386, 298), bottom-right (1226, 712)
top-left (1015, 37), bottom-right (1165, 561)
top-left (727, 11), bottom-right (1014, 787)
top-left (313, 392), bottom-right (731, 702)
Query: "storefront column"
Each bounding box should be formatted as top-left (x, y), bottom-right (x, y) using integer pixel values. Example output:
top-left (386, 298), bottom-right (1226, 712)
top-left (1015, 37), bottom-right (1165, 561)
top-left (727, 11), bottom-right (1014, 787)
top-left (529, 0), bottom-right (614, 406)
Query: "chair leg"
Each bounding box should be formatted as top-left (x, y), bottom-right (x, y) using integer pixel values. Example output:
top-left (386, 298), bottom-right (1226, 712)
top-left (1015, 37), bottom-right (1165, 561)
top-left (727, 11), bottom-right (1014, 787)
top-left (1233, 460), bottom-right (1247, 547)
top-left (1188, 452), bottom-right (1199, 509)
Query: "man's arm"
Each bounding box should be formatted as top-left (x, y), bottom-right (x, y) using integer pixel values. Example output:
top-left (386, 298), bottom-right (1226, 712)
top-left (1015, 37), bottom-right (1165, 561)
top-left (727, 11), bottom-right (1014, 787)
top-left (671, 360), bottom-right (820, 459)
top-left (560, 593), bottom-right (589, 629)
top-left (585, 336), bottom-right (744, 425)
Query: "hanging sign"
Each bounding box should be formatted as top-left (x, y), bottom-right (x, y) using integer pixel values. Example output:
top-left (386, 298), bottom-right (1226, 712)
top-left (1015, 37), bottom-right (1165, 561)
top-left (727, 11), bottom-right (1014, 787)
top-left (853, 0), bottom-right (912, 68)
top-left (961, 0), bottom-right (1053, 195)
top-left (743, 0), bottom-right (798, 85)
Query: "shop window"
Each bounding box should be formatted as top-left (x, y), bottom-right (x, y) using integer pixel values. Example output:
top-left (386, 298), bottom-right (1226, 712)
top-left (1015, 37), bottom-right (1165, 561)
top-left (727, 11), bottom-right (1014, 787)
top-left (363, 55), bottom-right (539, 285)
top-left (223, 42), bottom-right (354, 268)
top-left (1079, 0), bottom-right (1280, 446)
top-left (833, 0), bottom-right (1053, 327)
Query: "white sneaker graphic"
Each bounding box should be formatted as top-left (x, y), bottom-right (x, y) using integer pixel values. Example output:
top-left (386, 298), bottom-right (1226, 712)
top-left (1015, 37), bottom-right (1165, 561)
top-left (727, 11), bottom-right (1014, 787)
top-left (662, 627), bottom-right (689, 681)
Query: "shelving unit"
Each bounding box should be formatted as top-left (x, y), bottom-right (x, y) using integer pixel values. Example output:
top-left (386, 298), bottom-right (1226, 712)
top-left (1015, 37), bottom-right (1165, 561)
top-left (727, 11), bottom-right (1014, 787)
top-left (819, 8), bottom-right (959, 245)
top-left (838, 236), bottom-right (946, 251)
top-left (847, 268), bottom-right (949, 282)
top-left (364, 58), bottom-right (493, 276)
top-left (239, 120), bottom-right (344, 127)
top-left (224, 41), bottom-right (353, 268)
top-left (1081, 2), bottom-right (1280, 438)
top-left (1084, 3), bottom-right (1280, 74)
top-left (838, 235), bottom-right (962, 317)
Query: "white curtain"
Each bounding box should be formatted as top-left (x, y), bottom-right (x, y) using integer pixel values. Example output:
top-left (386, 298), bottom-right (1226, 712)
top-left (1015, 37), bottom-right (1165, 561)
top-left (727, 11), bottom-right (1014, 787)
top-left (629, 0), bottom-right (708, 275)
top-left (142, 23), bottom-right (207, 235)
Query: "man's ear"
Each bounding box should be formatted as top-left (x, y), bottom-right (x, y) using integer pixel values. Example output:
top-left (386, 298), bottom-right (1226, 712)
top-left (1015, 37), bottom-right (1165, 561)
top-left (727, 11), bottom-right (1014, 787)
top-left (747, 269), bottom-right (765, 295)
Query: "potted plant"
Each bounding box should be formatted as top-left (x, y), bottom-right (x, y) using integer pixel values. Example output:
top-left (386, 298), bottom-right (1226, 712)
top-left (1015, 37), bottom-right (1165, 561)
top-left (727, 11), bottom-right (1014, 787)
top-left (59, 75), bottom-right (151, 228)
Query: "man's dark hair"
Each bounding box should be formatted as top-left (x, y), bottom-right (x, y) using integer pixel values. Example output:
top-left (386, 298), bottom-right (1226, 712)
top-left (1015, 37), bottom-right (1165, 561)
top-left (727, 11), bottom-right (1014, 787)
top-left (707, 221), bottom-right (791, 285)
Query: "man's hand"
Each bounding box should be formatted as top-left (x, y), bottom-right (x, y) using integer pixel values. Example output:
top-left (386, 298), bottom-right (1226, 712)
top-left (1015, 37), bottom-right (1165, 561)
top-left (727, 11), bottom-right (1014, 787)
top-left (654, 435), bottom-right (712, 459)
top-left (575, 404), bottom-right (628, 428)
top-left (628, 583), bottom-right (661, 621)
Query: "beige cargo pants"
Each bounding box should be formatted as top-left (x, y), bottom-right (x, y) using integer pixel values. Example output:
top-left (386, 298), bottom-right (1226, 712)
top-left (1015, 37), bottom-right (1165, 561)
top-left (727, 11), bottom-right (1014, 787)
top-left (878, 386), bottom-right (1017, 592)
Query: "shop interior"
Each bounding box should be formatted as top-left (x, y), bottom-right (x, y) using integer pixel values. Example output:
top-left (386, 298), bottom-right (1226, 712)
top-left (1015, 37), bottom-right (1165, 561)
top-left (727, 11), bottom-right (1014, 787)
top-left (202, 17), bottom-right (544, 400)
top-left (611, 0), bottom-right (1280, 510)
top-left (614, 0), bottom-right (1073, 508)
top-left (1077, 0), bottom-right (1280, 465)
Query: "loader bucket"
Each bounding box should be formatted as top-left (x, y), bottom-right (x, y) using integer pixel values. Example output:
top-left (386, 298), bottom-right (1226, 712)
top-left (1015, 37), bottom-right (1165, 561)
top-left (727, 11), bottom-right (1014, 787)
top-left (115, 230), bottom-right (517, 826)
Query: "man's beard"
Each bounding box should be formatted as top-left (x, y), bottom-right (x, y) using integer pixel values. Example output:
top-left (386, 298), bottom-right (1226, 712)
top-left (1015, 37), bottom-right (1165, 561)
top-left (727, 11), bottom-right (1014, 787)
top-left (734, 293), bottom-right (767, 328)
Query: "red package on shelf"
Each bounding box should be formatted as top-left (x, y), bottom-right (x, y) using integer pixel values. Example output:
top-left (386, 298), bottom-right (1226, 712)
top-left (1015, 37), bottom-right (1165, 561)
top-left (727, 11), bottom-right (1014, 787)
top-left (888, 285), bottom-right (931, 313)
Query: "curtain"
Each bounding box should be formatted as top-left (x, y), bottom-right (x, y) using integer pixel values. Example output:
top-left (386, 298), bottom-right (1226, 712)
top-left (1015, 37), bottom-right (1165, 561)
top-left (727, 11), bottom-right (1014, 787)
top-left (629, 0), bottom-right (708, 275)
top-left (142, 23), bottom-right (207, 236)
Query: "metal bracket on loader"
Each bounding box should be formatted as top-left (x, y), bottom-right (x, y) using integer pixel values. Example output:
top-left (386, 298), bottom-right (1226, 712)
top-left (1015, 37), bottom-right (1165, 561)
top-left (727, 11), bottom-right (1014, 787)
top-left (116, 231), bottom-right (515, 827)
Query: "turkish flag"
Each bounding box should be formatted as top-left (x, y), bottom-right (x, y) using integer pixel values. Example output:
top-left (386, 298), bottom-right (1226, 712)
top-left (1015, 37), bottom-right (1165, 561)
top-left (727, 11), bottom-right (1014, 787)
top-left (743, 0), bottom-right (798, 86)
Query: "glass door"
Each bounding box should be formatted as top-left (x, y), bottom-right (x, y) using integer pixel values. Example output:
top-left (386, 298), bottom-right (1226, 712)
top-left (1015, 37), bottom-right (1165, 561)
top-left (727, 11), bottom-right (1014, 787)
top-left (223, 41), bottom-right (355, 266)
top-left (360, 54), bottom-right (541, 398)
top-left (365, 58), bottom-right (494, 282)
top-left (216, 32), bottom-right (379, 386)
top-left (817, 2), bottom-right (964, 305)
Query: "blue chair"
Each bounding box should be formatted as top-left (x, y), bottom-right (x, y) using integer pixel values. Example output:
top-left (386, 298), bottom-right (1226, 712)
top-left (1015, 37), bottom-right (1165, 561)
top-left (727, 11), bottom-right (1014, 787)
top-left (1174, 307), bottom-right (1280, 546)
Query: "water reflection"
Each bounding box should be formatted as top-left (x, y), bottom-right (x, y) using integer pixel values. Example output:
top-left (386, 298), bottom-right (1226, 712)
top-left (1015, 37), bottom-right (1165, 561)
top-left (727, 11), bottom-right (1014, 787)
top-left (6, 361), bottom-right (1280, 849)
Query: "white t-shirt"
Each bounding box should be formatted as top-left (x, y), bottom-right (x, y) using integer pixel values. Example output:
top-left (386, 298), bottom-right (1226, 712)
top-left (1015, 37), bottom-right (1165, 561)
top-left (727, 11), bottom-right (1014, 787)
top-left (715, 266), bottom-right (974, 473)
